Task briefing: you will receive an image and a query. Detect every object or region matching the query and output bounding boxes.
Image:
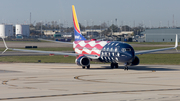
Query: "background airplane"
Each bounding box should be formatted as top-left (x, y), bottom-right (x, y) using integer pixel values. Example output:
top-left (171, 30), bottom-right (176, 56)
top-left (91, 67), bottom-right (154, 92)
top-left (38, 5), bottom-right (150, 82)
top-left (2, 5), bottom-right (178, 70)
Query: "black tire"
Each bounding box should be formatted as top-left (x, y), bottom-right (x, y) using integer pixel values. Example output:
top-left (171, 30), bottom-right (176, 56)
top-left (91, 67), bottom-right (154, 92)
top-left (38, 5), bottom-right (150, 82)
top-left (115, 63), bottom-right (118, 68)
top-left (82, 66), bottom-right (85, 69)
top-left (111, 63), bottom-right (114, 68)
top-left (87, 65), bottom-right (90, 69)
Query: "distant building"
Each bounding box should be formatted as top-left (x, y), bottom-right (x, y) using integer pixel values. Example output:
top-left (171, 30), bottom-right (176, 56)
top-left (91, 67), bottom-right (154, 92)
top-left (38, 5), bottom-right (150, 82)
top-left (43, 30), bottom-right (60, 35)
top-left (144, 29), bottom-right (180, 42)
top-left (112, 31), bottom-right (134, 36)
top-left (81, 29), bottom-right (106, 35)
top-left (16, 24), bottom-right (30, 37)
top-left (0, 24), bottom-right (13, 38)
top-left (54, 32), bottom-right (73, 38)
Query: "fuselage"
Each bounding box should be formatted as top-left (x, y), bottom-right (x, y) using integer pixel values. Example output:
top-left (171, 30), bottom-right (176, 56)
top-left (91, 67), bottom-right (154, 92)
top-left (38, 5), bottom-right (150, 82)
top-left (73, 40), bottom-right (135, 63)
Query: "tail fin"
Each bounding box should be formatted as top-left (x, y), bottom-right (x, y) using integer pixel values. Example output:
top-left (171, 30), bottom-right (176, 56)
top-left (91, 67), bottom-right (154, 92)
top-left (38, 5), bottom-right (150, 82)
top-left (72, 5), bottom-right (86, 41)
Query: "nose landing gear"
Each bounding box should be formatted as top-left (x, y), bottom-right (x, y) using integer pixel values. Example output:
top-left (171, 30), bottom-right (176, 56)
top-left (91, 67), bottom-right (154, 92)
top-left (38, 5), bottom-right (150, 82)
top-left (124, 63), bottom-right (129, 70)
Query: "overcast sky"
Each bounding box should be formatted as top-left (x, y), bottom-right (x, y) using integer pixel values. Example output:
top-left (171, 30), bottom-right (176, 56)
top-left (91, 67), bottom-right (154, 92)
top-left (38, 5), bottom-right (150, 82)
top-left (0, 0), bottom-right (180, 27)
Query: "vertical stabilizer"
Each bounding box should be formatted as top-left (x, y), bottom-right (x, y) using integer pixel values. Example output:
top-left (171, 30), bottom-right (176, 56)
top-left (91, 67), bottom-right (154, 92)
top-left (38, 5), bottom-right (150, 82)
top-left (72, 5), bottom-right (86, 41)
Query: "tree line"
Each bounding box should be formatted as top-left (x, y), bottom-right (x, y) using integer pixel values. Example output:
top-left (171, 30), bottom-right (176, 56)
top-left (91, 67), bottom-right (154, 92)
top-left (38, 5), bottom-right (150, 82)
top-left (30, 21), bottom-right (144, 36)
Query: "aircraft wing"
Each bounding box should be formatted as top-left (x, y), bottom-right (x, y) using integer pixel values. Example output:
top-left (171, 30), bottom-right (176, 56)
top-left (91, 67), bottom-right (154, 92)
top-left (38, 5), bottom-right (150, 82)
top-left (38, 38), bottom-right (73, 44)
top-left (135, 34), bottom-right (178, 55)
top-left (1, 38), bottom-right (99, 59)
top-left (2, 38), bottom-right (99, 59)
top-left (9, 48), bottom-right (78, 56)
top-left (9, 48), bottom-right (99, 59)
top-left (135, 47), bottom-right (176, 55)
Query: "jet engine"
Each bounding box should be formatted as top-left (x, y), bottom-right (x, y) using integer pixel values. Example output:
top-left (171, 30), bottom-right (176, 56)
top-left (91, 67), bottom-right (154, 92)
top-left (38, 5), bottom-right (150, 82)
top-left (75, 56), bottom-right (90, 66)
top-left (130, 56), bottom-right (140, 66)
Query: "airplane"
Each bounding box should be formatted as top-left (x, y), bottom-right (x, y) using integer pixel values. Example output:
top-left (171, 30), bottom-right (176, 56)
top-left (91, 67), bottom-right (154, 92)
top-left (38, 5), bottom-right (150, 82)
top-left (1, 5), bottom-right (178, 70)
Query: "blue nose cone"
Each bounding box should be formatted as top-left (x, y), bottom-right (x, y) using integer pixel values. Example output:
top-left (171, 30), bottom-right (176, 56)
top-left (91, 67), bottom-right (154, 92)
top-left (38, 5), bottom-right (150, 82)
top-left (116, 44), bottom-right (135, 63)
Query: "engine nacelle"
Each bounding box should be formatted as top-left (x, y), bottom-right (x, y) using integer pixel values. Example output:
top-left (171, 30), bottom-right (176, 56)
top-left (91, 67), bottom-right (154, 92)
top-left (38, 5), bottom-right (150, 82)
top-left (75, 56), bottom-right (90, 66)
top-left (131, 56), bottom-right (140, 66)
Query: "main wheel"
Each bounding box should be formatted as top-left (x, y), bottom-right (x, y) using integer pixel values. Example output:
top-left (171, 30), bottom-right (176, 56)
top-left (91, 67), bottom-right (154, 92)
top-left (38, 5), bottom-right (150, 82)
top-left (115, 63), bottom-right (118, 68)
top-left (87, 65), bottom-right (90, 69)
top-left (111, 63), bottom-right (114, 68)
top-left (82, 66), bottom-right (85, 69)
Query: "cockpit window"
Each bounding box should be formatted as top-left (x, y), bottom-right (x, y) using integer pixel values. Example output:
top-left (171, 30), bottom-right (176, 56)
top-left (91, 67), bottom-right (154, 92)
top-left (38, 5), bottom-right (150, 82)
top-left (125, 48), bottom-right (131, 51)
top-left (121, 48), bottom-right (131, 52)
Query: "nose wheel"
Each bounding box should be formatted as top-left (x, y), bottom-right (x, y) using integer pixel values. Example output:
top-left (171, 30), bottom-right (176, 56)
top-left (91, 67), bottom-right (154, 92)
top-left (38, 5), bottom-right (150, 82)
top-left (124, 65), bottom-right (128, 70)
top-left (124, 63), bottom-right (129, 70)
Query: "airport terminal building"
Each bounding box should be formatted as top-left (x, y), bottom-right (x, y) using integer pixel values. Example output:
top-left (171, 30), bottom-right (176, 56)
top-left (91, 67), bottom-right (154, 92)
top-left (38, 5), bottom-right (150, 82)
top-left (144, 28), bottom-right (180, 42)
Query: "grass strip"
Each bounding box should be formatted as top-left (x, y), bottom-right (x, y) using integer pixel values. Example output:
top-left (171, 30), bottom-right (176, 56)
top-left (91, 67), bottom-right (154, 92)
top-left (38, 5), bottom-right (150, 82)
top-left (0, 54), bottom-right (180, 65)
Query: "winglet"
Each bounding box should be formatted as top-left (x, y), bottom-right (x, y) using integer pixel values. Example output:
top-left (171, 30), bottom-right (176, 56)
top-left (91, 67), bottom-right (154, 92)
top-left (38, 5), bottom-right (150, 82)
top-left (2, 38), bottom-right (8, 54)
top-left (175, 34), bottom-right (178, 48)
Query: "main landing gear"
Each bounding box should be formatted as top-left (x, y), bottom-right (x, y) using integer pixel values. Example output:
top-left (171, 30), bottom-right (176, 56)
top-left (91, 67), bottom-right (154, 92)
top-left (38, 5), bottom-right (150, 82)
top-left (111, 63), bottom-right (118, 69)
top-left (82, 65), bottom-right (90, 69)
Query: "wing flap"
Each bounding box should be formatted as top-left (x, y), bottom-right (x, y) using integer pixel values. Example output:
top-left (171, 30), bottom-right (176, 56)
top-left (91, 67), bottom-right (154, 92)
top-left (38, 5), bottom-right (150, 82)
top-left (9, 48), bottom-right (99, 59)
top-left (10, 48), bottom-right (78, 56)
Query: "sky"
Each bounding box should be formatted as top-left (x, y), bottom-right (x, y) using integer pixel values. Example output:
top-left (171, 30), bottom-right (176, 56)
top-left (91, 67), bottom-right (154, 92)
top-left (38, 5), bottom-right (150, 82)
top-left (0, 0), bottom-right (180, 27)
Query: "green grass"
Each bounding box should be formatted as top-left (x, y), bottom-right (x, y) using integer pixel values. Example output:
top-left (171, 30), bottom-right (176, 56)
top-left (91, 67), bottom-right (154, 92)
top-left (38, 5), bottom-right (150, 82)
top-left (138, 54), bottom-right (180, 65)
top-left (0, 54), bottom-right (180, 65)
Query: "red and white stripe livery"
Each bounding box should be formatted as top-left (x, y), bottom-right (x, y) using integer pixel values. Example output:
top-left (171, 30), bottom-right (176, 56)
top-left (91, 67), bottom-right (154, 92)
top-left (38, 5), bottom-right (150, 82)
top-left (73, 40), bottom-right (110, 56)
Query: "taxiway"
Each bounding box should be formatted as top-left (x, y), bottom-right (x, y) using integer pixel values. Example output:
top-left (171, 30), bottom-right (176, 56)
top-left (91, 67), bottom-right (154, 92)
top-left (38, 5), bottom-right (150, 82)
top-left (0, 63), bottom-right (180, 101)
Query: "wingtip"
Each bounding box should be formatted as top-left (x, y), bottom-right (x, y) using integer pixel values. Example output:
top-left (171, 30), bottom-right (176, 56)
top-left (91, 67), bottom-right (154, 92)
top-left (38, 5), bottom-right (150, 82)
top-left (175, 34), bottom-right (178, 48)
top-left (1, 38), bottom-right (8, 54)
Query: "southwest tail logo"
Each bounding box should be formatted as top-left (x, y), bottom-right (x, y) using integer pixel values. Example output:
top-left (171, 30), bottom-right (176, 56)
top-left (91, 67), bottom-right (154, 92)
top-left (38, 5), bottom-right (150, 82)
top-left (72, 5), bottom-right (86, 41)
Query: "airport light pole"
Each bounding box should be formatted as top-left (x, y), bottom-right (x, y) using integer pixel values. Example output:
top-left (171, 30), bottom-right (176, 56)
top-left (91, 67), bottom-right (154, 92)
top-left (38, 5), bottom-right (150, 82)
top-left (41, 21), bottom-right (42, 37)
top-left (99, 21), bottom-right (101, 39)
top-left (84, 20), bottom-right (86, 31)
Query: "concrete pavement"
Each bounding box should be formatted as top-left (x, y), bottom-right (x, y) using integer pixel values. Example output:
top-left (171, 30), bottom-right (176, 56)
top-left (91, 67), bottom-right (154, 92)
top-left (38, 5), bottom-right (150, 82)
top-left (0, 63), bottom-right (180, 101)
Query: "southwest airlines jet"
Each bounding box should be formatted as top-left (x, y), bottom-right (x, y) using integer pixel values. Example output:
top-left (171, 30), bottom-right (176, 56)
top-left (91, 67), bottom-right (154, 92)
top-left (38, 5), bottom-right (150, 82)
top-left (2, 5), bottom-right (178, 70)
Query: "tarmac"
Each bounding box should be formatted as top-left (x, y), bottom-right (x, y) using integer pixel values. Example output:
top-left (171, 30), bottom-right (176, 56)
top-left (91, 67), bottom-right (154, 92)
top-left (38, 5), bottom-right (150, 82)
top-left (0, 63), bottom-right (180, 101)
